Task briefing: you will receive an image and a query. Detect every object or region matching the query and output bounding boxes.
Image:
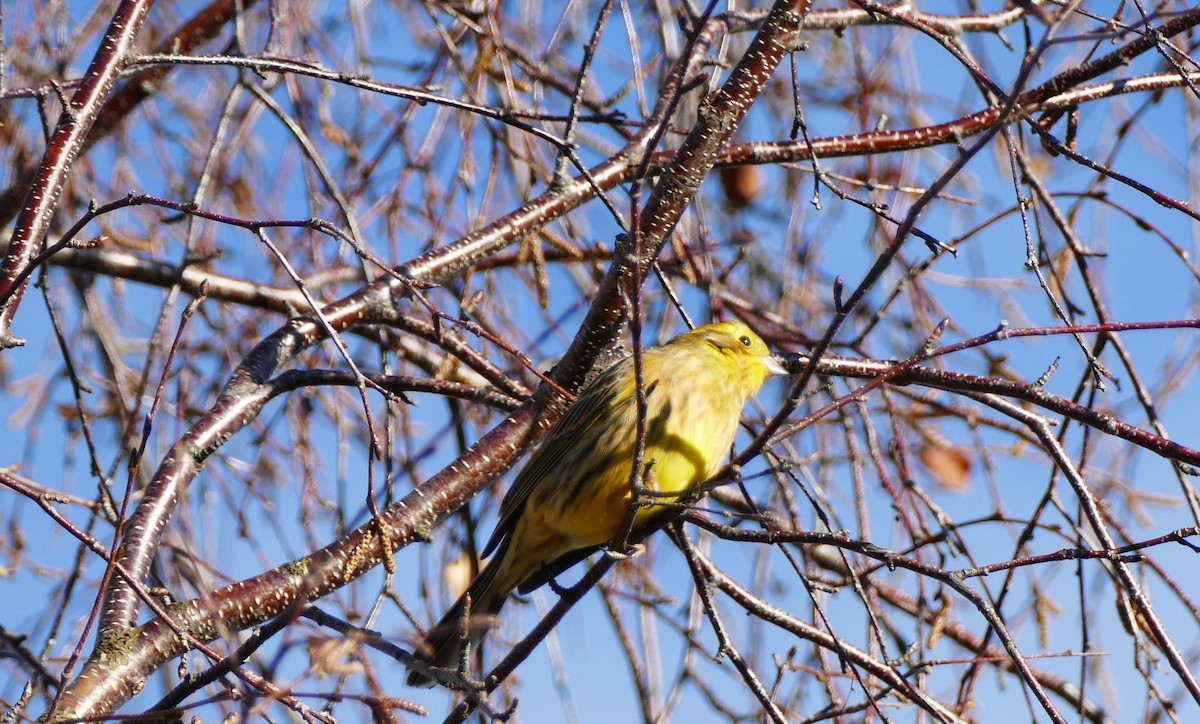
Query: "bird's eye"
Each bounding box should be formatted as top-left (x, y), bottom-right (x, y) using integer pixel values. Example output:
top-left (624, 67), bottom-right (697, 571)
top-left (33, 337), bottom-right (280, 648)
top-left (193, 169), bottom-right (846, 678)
top-left (740, 335), bottom-right (752, 347)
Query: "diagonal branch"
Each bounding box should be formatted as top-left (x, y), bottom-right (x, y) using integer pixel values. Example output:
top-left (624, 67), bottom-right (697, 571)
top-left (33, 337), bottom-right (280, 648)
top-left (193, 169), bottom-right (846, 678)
top-left (0, 0), bottom-right (155, 347)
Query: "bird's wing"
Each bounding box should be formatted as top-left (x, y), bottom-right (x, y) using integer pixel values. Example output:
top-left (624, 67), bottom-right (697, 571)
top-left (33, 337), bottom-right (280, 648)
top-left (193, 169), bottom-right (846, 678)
top-left (480, 357), bottom-right (633, 558)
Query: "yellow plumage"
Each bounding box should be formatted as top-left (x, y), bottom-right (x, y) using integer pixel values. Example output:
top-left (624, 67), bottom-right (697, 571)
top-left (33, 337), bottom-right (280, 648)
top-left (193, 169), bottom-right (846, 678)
top-left (407, 321), bottom-right (785, 686)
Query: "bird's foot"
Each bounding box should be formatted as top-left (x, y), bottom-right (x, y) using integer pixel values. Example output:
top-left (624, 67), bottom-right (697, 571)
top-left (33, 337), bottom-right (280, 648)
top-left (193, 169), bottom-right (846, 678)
top-left (605, 542), bottom-right (646, 560)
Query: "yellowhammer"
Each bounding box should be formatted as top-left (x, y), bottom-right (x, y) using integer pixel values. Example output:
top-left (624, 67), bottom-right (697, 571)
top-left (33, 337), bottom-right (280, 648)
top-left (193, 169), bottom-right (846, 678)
top-left (407, 321), bottom-right (787, 686)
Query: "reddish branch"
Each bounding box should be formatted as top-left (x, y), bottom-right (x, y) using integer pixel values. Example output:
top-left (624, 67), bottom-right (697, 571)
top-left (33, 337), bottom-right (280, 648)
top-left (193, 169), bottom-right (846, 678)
top-left (0, 0), bottom-right (155, 347)
top-left (0, 0), bottom-right (263, 230)
top-left (684, 517), bottom-right (1122, 723)
top-left (771, 330), bottom-right (1200, 469)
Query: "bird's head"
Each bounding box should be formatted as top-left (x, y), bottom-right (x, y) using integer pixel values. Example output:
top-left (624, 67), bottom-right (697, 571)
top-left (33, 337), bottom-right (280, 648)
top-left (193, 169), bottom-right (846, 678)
top-left (672, 321), bottom-right (789, 395)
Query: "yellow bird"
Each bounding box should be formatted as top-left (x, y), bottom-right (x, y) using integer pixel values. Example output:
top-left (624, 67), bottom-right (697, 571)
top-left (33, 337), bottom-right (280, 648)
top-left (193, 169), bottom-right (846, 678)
top-left (408, 321), bottom-right (787, 687)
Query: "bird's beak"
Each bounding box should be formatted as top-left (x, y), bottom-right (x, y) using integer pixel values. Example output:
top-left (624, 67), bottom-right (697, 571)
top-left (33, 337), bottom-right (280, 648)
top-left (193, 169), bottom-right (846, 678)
top-left (764, 354), bottom-right (791, 376)
top-left (769, 352), bottom-right (804, 375)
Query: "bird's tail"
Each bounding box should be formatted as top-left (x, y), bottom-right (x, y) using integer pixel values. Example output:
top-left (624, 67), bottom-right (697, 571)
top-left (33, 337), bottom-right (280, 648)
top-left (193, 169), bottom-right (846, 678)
top-left (406, 545), bottom-right (511, 687)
